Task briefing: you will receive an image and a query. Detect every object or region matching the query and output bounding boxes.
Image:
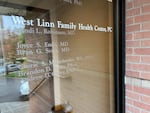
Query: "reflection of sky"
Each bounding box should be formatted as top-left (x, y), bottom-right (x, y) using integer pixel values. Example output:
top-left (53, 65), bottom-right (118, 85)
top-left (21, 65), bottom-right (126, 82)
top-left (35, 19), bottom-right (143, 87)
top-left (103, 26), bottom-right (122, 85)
top-left (2, 15), bottom-right (24, 31)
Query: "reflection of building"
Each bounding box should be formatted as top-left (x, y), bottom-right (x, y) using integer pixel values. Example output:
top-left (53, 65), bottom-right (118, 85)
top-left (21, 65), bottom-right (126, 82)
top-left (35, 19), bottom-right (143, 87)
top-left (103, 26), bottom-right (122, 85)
top-left (23, 7), bottom-right (55, 113)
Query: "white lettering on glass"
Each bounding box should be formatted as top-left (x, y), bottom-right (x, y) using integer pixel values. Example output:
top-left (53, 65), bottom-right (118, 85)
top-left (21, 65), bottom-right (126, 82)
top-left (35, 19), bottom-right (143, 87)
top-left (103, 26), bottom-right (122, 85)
top-left (11, 16), bottom-right (34, 26)
top-left (57, 21), bottom-right (77, 30)
top-left (37, 18), bottom-right (55, 28)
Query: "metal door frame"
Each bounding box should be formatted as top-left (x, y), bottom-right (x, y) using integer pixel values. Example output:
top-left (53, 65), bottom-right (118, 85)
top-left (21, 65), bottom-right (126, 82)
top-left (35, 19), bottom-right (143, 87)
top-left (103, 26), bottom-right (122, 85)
top-left (114, 0), bottom-right (125, 113)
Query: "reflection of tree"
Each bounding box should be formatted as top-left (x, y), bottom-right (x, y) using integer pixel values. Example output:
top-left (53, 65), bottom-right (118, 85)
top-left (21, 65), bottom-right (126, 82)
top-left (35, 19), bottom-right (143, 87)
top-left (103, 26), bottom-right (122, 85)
top-left (4, 29), bottom-right (24, 63)
top-left (4, 31), bottom-right (16, 63)
top-left (20, 33), bottom-right (25, 44)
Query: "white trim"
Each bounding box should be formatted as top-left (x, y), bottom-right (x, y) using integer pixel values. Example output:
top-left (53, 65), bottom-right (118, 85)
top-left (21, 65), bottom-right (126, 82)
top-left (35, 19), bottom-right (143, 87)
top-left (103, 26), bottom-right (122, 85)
top-left (125, 76), bottom-right (150, 89)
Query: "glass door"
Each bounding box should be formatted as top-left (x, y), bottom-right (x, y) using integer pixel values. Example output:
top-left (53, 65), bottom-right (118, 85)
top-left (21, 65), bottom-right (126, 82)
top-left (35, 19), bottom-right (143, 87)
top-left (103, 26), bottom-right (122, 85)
top-left (0, 0), bottom-right (125, 113)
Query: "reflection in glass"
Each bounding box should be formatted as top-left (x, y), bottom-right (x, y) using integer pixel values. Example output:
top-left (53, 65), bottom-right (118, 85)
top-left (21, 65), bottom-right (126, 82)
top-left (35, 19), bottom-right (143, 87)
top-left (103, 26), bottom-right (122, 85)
top-left (0, 0), bottom-right (114, 113)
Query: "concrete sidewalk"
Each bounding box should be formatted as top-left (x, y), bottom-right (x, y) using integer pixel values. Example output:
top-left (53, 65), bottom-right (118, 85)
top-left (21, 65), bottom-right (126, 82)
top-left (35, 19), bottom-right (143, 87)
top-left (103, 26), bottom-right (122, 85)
top-left (0, 101), bottom-right (29, 113)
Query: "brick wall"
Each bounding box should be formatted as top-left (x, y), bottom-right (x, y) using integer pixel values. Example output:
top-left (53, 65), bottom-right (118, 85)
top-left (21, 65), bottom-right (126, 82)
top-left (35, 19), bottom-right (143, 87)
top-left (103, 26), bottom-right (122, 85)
top-left (126, 0), bottom-right (150, 113)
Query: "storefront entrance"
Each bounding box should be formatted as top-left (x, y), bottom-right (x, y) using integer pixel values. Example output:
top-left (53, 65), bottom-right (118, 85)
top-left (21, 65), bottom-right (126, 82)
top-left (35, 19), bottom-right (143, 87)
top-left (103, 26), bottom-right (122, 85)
top-left (0, 0), bottom-right (125, 113)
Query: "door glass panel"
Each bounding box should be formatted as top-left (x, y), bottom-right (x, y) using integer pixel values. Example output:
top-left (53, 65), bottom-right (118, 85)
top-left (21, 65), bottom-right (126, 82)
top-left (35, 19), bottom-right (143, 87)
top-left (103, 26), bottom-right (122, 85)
top-left (0, 0), bottom-right (114, 113)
